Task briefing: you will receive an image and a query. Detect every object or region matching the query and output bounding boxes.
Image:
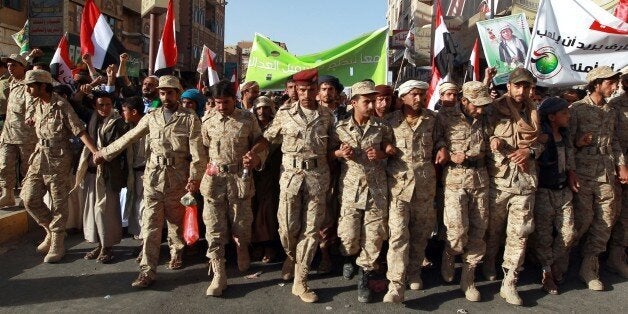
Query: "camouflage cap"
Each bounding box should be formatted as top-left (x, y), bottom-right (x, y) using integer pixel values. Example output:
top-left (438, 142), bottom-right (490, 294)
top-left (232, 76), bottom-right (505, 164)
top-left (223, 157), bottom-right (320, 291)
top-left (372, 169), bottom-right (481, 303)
top-left (1, 53), bottom-right (27, 67)
top-left (508, 67), bottom-right (535, 84)
top-left (439, 82), bottom-right (459, 94)
top-left (351, 81), bottom-right (378, 96)
top-left (23, 69), bottom-right (53, 85)
top-left (156, 75), bottom-right (183, 91)
top-left (253, 95), bottom-right (274, 108)
top-left (586, 66), bottom-right (620, 83)
top-left (462, 81), bottom-right (492, 107)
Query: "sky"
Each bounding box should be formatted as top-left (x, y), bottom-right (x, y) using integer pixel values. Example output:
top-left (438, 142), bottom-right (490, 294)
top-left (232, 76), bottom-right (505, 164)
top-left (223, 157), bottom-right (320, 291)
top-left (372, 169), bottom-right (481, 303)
top-left (224, 0), bottom-right (388, 55)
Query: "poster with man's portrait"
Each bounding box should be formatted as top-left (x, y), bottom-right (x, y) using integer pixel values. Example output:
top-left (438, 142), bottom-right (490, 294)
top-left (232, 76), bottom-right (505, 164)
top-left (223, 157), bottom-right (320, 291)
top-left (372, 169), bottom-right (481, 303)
top-left (477, 13), bottom-right (532, 85)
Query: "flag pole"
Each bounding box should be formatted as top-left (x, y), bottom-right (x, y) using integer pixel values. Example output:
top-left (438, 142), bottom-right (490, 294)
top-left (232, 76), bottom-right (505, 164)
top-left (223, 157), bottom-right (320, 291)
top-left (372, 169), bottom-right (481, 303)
top-left (394, 56), bottom-right (407, 90)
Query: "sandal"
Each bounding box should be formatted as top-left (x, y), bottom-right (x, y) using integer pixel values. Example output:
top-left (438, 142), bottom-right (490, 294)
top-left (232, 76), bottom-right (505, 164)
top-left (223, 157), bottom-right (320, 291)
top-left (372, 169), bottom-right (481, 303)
top-left (262, 247), bottom-right (276, 264)
top-left (84, 246), bottom-right (102, 260)
top-left (168, 257), bottom-right (183, 270)
top-left (97, 247), bottom-right (114, 263)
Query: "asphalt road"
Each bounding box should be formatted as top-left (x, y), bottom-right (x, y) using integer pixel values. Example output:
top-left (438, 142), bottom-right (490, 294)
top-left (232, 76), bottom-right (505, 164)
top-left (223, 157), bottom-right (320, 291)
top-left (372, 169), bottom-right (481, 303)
top-left (0, 230), bottom-right (626, 313)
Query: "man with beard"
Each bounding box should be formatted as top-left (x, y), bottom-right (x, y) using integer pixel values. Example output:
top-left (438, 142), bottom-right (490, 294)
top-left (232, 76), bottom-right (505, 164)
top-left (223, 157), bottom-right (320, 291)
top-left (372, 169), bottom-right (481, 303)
top-left (570, 66), bottom-right (627, 291)
top-left (483, 68), bottom-right (541, 306)
top-left (141, 76), bottom-right (161, 113)
top-left (438, 81), bottom-right (492, 302)
top-left (240, 81), bottom-right (260, 110)
top-left (93, 75), bottom-right (206, 288)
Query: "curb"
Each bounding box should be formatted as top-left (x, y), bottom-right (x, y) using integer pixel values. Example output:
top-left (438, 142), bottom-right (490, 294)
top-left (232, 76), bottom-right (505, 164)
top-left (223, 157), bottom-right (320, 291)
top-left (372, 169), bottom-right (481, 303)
top-left (0, 208), bottom-right (32, 245)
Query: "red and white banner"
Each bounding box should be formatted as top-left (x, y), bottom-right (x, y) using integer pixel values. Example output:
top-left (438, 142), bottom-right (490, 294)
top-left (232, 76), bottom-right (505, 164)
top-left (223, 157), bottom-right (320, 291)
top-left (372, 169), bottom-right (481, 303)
top-left (197, 45), bottom-right (220, 87)
top-left (230, 69), bottom-right (239, 96)
top-left (427, 0), bottom-right (450, 110)
top-left (469, 38), bottom-right (480, 81)
top-left (80, 0), bottom-right (125, 69)
top-left (154, 0), bottom-right (177, 76)
top-left (525, 0), bottom-right (628, 86)
top-left (50, 33), bottom-right (74, 88)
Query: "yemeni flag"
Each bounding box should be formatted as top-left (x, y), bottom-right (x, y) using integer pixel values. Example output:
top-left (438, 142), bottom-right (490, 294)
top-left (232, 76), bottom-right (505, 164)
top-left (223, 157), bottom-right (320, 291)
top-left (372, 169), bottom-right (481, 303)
top-left (50, 33), bottom-right (74, 88)
top-left (427, 0), bottom-right (451, 110)
top-left (230, 69), bottom-right (239, 97)
top-left (467, 38), bottom-right (480, 82)
top-left (80, 0), bottom-right (125, 70)
top-left (154, 0), bottom-right (177, 76)
top-left (196, 45), bottom-right (220, 87)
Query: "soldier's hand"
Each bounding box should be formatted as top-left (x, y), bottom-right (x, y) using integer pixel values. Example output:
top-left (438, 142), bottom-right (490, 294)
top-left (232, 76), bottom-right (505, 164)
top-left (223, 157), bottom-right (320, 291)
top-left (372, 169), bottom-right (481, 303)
top-left (337, 143), bottom-right (354, 160)
top-left (106, 64), bottom-right (117, 78)
top-left (618, 165), bottom-right (628, 185)
top-left (186, 180), bottom-right (199, 193)
top-left (79, 84), bottom-right (92, 95)
top-left (576, 132), bottom-right (593, 148)
top-left (484, 67), bottom-right (497, 81)
top-left (490, 138), bottom-right (503, 151)
top-left (451, 152), bottom-right (466, 164)
top-left (92, 151), bottom-right (105, 164)
top-left (384, 143), bottom-right (397, 156)
top-left (242, 151), bottom-right (260, 169)
top-left (435, 147), bottom-right (449, 165)
top-left (568, 170), bottom-right (580, 192)
top-left (365, 147), bottom-right (385, 161)
top-left (508, 148), bottom-right (530, 166)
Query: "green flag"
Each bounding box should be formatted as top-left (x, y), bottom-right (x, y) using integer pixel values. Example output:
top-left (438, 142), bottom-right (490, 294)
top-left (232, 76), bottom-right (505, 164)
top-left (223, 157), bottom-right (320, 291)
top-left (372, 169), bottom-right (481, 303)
top-left (245, 27), bottom-right (388, 90)
top-left (11, 20), bottom-right (29, 54)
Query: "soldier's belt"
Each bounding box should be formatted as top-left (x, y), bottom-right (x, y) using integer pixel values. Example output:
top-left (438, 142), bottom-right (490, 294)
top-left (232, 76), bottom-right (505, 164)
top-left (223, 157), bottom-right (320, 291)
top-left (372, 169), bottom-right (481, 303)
top-left (539, 181), bottom-right (567, 190)
top-left (151, 155), bottom-right (182, 166)
top-left (38, 138), bottom-right (69, 148)
top-left (449, 158), bottom-right (485, 168)
top-left (291, 157), bottom-right (320, 170)
top-left (216, 163), bottom-right (240, 174)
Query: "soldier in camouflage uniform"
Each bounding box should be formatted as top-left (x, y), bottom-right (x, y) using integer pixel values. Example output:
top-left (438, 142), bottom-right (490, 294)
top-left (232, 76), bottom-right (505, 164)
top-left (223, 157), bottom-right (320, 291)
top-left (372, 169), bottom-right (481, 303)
top-left (531, 97), bottom-right (578, 295)
top-left (94, 76), bottom-right (207, 288)
top-left (0, 59), bottom-right (9, 136)
top-left (383, 80), bottom-right (448, 303)
top-left (0, 54), bottom-right (37, 208)
top-left (607, 67), bottom-right (628, 279)
top-left (201, 80), bottom-right (266, 296)
top-left (331, 81), bottom-right (393, 303)
top-left (484, 68), bottom-right (541, 306)
top-left (569, 66), bottom-right (627, 291)
top-left (438, 81), bottom-right (492, 302)
top-left (252, 69), bottom-right (334, 303)
top-left (20, 70), bottom-right (99, 263)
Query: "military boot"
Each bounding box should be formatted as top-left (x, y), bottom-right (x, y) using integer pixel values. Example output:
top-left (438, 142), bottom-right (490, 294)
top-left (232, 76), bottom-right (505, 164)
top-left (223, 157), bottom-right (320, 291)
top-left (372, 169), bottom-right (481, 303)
top-left (357, 268), bottom-right (372, 303)
top-left (607, 245), bottom-right (628, 279)
top-left (282, 258), bottom-right (295, 281)
top-left (292, 264), bottom-right (318, 303)
top-left (441, 250), bottom-right (455, 283)
top-left (44, 232), bottom-right (65, 263)
top-left (343, 256), bottom-right (356, 279)
top-left (36, 224), bottom-right (52, 254)
top-left (206, 259), bottom-right (227, 296)
top-left (499, 268), bottom-right (522, 306)
top-left (0, 188), bottom-right (15, 208)
top-left (482, 257), bottom-right (496, 281)
top-left (460, 263), bottom-right (481, 302)
top-left (383, 281), bottom-right (405, 303)
top-left (579, 255), bottom-right (604, 291)
top-left (237, 242), bottom-right (251, 272)
top-left (542, 268), bottom-right (559, 295)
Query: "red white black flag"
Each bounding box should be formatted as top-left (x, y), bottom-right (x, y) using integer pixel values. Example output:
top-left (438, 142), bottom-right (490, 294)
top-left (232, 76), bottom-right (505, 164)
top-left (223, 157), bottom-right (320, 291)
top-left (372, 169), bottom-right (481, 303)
top-left (196, 45), bottom-right (220, 87)
top-left (468, 38), bottom-right (480, 82)
top-left (155, 0), bottom-right (177, 76)
top-left (50, 33), bottom-right (74, 88)
top-left (80, 0), bottom-right (125, 70)
top-left (427, 0), bottom-right (451, 110)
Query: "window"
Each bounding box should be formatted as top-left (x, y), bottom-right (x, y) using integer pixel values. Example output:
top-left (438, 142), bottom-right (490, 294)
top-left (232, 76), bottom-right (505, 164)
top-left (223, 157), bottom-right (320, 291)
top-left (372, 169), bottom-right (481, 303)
top-left (2, 0), bottom-right (22, 11)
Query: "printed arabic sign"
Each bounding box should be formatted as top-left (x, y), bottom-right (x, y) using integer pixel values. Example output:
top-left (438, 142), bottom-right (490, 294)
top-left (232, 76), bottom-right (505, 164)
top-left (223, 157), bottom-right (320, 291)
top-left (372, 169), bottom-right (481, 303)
top-left (525, 0), bottom-right (628, 86)
top-left (477, 13), bottom-right (532, 85)
top-left (245, 28), bottom-right (388, 90)
top-left (390, 30), bottom-right (410, 49)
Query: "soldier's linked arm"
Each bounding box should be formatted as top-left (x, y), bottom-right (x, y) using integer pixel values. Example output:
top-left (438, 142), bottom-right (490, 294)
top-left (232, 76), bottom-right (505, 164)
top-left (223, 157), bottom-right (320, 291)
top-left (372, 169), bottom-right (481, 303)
top-left (188, 115), bottom-right (208, 184)
top-left (99, 114), bottom-right (151, 162)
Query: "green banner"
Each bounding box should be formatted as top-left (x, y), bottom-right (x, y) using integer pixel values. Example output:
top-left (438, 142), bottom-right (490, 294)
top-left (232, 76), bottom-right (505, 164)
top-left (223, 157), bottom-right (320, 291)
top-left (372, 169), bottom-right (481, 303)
top-left (12, 20), bottom-right (30, 54)
top-left (245, 27), bottom-right (388, 90)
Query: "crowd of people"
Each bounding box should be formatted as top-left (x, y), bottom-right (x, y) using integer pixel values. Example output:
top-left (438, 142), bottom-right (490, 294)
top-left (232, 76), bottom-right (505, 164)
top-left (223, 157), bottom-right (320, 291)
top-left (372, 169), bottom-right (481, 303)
top-left (0, 48), bottom-right (626, 306)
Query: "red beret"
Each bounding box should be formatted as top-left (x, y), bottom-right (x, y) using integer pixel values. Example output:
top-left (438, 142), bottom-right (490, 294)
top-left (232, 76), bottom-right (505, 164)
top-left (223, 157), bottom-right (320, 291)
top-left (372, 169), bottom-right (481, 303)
top-left (292, 68), bottom-right (318, 85)
top-left (374, 84), bottom-right (393, 96)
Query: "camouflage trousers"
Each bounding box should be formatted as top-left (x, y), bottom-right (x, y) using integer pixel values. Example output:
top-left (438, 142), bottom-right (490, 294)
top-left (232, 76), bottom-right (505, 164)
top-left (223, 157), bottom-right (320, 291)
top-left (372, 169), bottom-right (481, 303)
top-left (278, 181), bottom-right (326, 267)
top-left (610, 184), bottom-right (627, 248)
top-left (485, 187), bottom-right (535, 270)
top-left (319, 179), bottom-right (339, 250)
top-left (386, 182), bottom-right (436, 284)
top-left (0, 142), bottom-right (35, 205)
top-left (139, 184), bottom-right (186, 279)
top-left (530, 187), bottom-right (576, 266)
top-left (443, 186), bottom-right (488, 266)
top-left (203, 177), bottom-right (253, 261)
top-left (338, 202), bottom-right (388, 271)
top-left (574, 179), bottom-right (620, 256)
top-left (21, 170), bottom-right (72, 233)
